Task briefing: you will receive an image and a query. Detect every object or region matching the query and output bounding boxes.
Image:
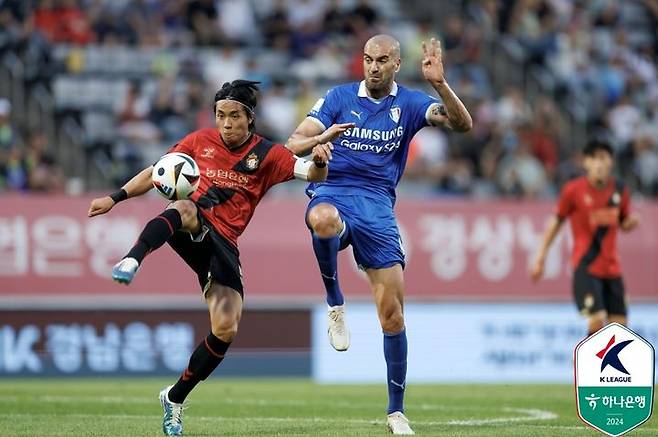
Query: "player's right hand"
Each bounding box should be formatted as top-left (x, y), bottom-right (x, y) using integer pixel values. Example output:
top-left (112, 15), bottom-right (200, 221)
top-left (422, 37), bottom-right (446, 86)
top-left (530, 257), bottom-right (544, 282)
top-left (317, 122), bottom-right (355, 145)
top-left (88, 196), bottom-right (115, 217)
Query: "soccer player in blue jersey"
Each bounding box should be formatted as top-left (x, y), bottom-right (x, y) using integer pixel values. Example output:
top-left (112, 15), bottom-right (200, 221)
top-left (286, 34), bottom-right (472, 435)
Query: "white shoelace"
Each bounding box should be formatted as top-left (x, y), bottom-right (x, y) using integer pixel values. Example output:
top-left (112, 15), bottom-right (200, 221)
top-left (166, 403), bottom-right (184, 426)
top-left (329, 310), bottom-right (346, 335)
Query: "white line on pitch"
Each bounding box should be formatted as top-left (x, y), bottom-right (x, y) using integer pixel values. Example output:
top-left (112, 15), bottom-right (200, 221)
top-left (1, 395), bottom-right (508, 411)
top-left (1, 410), bottom-right (561, 426)
top-left (444, 408), bottom-right (557, 425)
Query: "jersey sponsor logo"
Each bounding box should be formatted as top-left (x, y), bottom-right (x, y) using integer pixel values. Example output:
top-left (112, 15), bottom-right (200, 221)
top-left (589, 207), bottom-right (619, 226)
top-left (245, 152), bottom-right (260, 171)
top-left (205, 168), bottom-right (250, 189)
top-left (389, 106), bottom-right (401, 123)
top-left (339, 139), bottom-right (401, 153)
top-left (339, 126), bottom-right (404, 154)
top-left (344, 126), bottom-right (403, 141)
top-left (201, 147), bottom-right (215, 158)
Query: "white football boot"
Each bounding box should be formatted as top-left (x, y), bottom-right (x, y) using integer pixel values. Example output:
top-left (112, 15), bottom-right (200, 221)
top-left (159, 385), bottom-right (184, 436)
top-left (327, 304), bottom-right (350, 351)
top-left (111, 257), bottom-right (139, 285)
top-left (387, 411), bottom-right (415, 435)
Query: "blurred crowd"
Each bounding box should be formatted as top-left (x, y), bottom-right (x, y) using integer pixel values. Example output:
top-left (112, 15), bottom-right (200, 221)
top-left (404, 0), bottom-right (658, 198)
top-left (0, 98), bottom-right (65, 192)
top-left (0, 0), bottom-right (656, 198)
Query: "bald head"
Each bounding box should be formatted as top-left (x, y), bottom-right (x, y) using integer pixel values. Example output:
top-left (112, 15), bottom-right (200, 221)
top-left (362, 34), bottom-right (401, 98)
top-left (364, 34), bottom-right (401, 60)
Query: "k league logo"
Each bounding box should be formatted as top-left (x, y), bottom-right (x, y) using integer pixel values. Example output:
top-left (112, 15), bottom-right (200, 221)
top-left (597, 335), bottom-right (633, 379)
top-left (575, 323), bottom-right (655, 436)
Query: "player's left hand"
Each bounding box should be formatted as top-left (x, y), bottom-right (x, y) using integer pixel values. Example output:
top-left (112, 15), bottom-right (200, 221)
top-left (312, 143), bottom-right (332, 166)
top-left (421, 37), bottom-right (445, 86)
top-left (530, 256), bottom-right (545, 282)
top-left (621, 213), bottom-right (640, 232)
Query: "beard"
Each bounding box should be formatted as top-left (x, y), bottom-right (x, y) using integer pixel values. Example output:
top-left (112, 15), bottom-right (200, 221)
top-left (365, 76), bottom-right (391, 95)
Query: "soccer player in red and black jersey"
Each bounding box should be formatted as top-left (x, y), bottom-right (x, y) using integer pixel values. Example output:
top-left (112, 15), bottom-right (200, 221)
top-left (87, 80), bottom-right (352, 436)
top-left (531, 140), bottom-right (640, 336)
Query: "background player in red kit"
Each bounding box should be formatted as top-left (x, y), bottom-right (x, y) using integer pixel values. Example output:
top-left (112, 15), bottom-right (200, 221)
top-left (531, 140), bottom-right (640, 336)
top-left (87, 80), bottom-right (351, 436)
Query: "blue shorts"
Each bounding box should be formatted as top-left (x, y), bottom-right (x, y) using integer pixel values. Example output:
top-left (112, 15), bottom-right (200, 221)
top-left (307, 194), bottom-right (405, 270)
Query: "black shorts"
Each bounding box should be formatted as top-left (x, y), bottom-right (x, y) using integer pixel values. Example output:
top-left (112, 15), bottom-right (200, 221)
top-left (167, 214), bottom-right (243, 298)
top-left (573, 267), bottom-right (626, 316)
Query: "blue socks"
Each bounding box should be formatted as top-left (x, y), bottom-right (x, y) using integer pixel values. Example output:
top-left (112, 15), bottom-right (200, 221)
top-left (312, 233), bottom-right (344, 307)
top-left (384, 329), bottom-right (408, 414)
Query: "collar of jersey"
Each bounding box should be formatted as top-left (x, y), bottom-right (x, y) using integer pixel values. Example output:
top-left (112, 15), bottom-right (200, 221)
top-left (219, 131), bottom-right (258, 153)
top-left (357, 80), bottom-right (398, 99)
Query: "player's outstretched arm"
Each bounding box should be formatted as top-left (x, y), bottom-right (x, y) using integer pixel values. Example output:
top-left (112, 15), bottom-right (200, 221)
top-left (422, 37), bottom-right (473, 132)
top-left (286, 120), bottom-right (354, 156)
top-left (620, 213), bottom-right (640, 232)
top-left (88, 166), bottom-right (154, 217)
top-left (531, 216), bottom-right (563, 282)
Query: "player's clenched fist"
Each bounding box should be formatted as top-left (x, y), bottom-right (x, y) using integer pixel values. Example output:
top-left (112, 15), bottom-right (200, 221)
top-left (88, 196), bottom-right (115, 217)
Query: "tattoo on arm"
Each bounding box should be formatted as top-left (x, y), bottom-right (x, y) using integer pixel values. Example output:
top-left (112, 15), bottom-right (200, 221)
top-left (432, 83), bottom-right (472, 132)
top-left (432, 104), bottom-right (447, 117)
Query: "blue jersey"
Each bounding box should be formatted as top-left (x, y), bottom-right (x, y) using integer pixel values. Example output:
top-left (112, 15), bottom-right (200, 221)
top-left (307, 81), bottom-right (440, 201)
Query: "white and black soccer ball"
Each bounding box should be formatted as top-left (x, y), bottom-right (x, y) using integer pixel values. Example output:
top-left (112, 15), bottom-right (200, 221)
top-left (152, 152), bottom-right (200, 200)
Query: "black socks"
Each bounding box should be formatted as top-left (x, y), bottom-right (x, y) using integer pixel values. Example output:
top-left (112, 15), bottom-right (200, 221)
top-left (126, 209), bottom-right (183, 264)
top-left (167, 333), bottom-right (232, 403)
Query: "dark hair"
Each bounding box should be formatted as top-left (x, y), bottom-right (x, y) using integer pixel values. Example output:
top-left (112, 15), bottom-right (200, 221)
top-left (213, 79), bottom-right (259, 113)
top-left (583, 139), bottom-right (613, 157)
top-left (213, 80), bottom-right (260, 131)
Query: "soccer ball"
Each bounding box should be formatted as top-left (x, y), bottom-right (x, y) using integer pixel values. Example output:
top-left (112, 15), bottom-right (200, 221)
top-left (152, 153), bottom-right (200, 200)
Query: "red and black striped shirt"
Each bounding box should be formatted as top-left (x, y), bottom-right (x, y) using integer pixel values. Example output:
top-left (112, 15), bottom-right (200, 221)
top-left (168, 128), bottom-right (296, 247)
top-left (556, 176), bottom-right (630, 278)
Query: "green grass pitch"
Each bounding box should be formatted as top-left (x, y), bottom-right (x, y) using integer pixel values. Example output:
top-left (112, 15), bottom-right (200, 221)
top-left (0, 379), bottom-right (655, 436)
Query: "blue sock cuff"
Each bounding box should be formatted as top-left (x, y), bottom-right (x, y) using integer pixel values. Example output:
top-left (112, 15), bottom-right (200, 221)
top-left (383, 328), bottom-right (406, 338)
top-left (312, 233), bottom-right (339, 241)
